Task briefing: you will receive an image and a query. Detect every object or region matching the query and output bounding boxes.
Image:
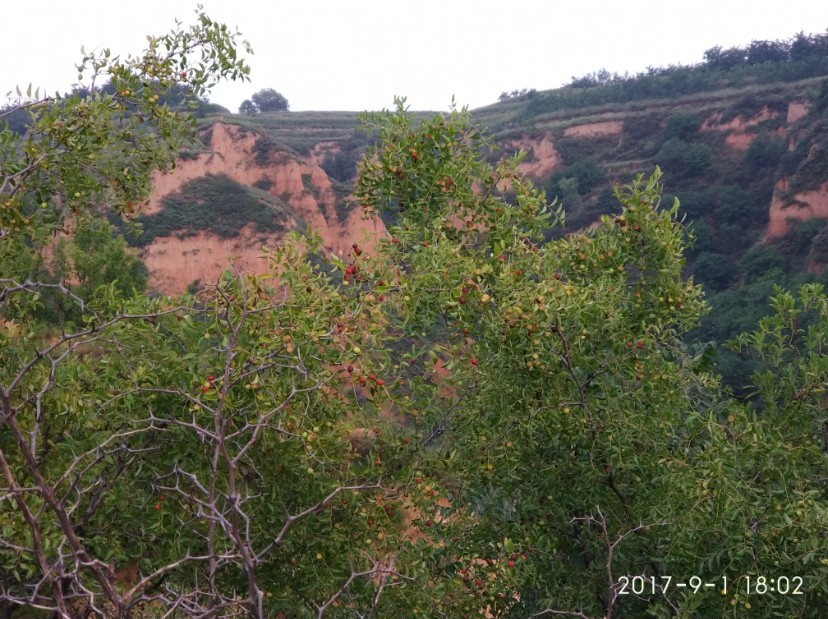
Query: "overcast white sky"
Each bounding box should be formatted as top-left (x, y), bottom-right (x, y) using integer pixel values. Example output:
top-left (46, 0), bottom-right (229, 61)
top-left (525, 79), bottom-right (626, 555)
top-left (3, 1), bottom-right (828, 113)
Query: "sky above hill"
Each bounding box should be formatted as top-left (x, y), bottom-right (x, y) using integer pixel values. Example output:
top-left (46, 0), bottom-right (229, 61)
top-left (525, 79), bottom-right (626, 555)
top-left (3, 0), bottom-right (828, 113)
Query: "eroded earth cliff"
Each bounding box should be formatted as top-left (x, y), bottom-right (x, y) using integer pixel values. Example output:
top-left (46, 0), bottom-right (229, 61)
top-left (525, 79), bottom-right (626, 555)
top-left (142, 123), bottom-right (384, 295)
top-left (140, 92), bottom-right (827, 295)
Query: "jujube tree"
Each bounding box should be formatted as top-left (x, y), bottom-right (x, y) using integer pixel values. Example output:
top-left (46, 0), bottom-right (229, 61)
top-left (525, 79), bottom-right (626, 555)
top-left (2, 18), bottom-right (828, 619)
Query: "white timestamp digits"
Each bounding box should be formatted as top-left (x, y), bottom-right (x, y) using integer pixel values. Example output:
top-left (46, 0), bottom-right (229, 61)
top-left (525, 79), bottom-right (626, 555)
top-left (619, 575), bottom-right (806, 596)
top-left (618, 575), bottom-right (723, 595)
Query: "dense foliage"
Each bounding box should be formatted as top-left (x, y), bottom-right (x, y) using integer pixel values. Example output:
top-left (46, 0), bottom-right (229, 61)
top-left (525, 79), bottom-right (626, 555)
top-left (128, 173), bottom-right (292, 246)
top-left (521, 30), bottom-right (828, 116)
top-left (239, 88), bottom-right (290, 114)
top-left (2, 17), bottom-right (828, 619)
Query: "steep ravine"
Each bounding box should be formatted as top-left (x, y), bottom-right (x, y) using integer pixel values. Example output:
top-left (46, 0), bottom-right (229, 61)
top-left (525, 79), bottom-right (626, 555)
top-left (143, 100), bottom-right (825, 294)
top-left (142, 123), bottom-right (385, 295)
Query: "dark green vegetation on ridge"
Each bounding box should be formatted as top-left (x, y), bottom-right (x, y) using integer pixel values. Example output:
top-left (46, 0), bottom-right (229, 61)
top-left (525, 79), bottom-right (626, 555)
top-left (130, 174), bottom-right (294, 247)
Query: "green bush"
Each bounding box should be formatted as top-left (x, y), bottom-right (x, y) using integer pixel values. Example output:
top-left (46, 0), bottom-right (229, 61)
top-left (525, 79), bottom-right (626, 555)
top-left (178, 149), bottom-right (202, 161)
top-left (621, 112), bottom-right (665, 155)
top-left (686, 218), bottom-right (716, 255)
top-left (684, 142), bottom-right (713, 176)
top-left (774, 218), bottom-right (826, 269)
top-left (321, 149), bottom-right (361, 183)
top-left (252, 134), bottom-right (281, 165)
top-left (740, 244), bottom-right (787, 283)
top-left (521, 33), bottom-right (828, 119)
top-left (663, 112), bottom-right (700, 141)
top-left (131, 173), bottom-right (288, 246)
top-left (569, 158), bottom-right (607, 194)
top-left (807, 223), bottom-right (828, 266)
top-left (677, 188), bottom-right (717, 219)
top-left (0, 104), bottom-right (32, 134)
top-left (716, 185), bottom-right (759, 223)
top-left (251, 88), bottom-right (289, 112)
top-left (742, 132), bottom-right (787, 177)
top-left (655, 138), bottom-right (689, 176)
top-left (691, 251), bottom-right (739, 290)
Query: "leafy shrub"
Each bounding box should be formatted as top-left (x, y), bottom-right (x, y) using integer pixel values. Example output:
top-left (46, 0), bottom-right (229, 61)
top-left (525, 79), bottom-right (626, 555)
top-left (779, 139), bottom-right (810, 176)
top-left (546, 158), bottom-right (607, 198)
top-left (788, 144), bottom-right (828, 193)
top-left (239, 99), bottom-right (258, 115)
top-left (131, 173), bottom-right (288, 246)
top-left (677, 188), bottom-right (718, 220)
top-left (686, 218), bottom-right (716, 255)
top-left (252, 134), bottom-right (281, 166)
top-left (621, 112), bottom-right (664, 154)
top-left (335, 199), bottom-right (351, 222)
top-left (716, 185), bottom-right (759, 223)
top-left (321, 149), bottom-right (361, 183)
top-left (553, 132), bottom-right (618, 165)
top-left (569, 158), bottom-right (607, 194)
top-left (807, 223), bottom-right (828, 266)
top-left (684, 142), bottom-right (713, 176)
top-left (740, 244), bottom-right (787, 283)
top-left (722, 93), bottom-right (765, 123)
top-left (655, 138), bottom-right (688, 175)
top-left (194, 100), bottom-right (230, 117)
top-left (815, 78), bottom-right (828, 115)
top-left (719, 223), bottom-right (761, 254)
top-left (742, 133), bottom-right (788, 177)
top-left (251, 88), bottom-right (289, 112)
top-left (663, 112), bottom-right (700, 142)
top-left (773, 218), bottom-right (826, 268)
top-left (691, 251), bottom-right (739, 290)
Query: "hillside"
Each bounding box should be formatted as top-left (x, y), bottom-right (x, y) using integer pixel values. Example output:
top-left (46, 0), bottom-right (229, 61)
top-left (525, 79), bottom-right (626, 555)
top-left (475, 76), bottom-right (828, 236)
top-left (139, 79), bottom-right (828, 277)
top-left (128, 121), bottom-right (384, 294)
top-left (127, 47), bottom-right (828, 391)
top-left (6, 20), bottom-right (828, 617)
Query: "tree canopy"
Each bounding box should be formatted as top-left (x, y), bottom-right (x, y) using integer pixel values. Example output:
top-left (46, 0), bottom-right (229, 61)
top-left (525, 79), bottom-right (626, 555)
top-left (239, 98), bottom-right (258, 115)
top-left (2, 16), bottom-right (828, 619)
top-left (238, 88), bottom-right (290, 114)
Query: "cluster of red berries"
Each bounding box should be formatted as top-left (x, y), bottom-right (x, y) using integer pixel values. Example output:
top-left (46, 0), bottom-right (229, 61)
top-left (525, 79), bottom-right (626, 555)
top-left (614, 215), bottom-right (642, 232)
top-left (353, 372), bottom-right (384, 388)
top-left (344, 244), bottom-right (365, 283)
top-left (201, 375), bottom-right (216, 393)
top-left (457, 282), bottom-right (483, 307)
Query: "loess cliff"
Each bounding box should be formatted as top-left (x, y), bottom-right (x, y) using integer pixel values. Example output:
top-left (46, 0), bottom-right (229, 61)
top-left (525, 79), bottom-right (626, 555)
top-left (141, 123), bottom-right (384, 295)
top-left (140, 81), bottom-right (828, 295)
